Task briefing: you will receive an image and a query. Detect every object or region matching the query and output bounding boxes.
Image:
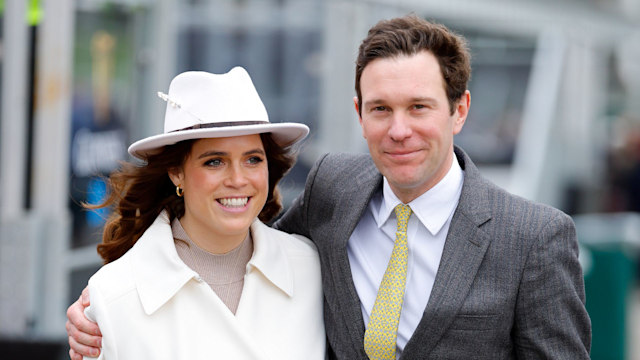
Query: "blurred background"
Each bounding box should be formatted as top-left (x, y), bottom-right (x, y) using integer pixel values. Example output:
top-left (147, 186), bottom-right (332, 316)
top-left (0, 0), bottom-right (639, 358)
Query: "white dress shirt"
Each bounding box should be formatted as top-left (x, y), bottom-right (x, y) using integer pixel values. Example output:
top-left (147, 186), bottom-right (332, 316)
top-left (347, 154), bottom-right (464, 354)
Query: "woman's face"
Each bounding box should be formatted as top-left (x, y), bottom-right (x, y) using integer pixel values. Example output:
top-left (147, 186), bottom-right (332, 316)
top-left (169, 134), bottom-right (268, 248)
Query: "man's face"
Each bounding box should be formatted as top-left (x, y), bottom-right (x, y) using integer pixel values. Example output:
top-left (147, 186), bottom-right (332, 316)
top-left (356, 51), bottom-right (469, 203)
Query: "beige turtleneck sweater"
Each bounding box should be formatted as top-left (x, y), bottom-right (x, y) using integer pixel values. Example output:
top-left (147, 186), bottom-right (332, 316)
top-left (171, 219), bottom-right (253, 314)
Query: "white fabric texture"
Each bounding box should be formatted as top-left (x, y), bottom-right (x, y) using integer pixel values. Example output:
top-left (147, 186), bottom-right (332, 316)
top-left (84, 211), bottom-right (325, 360)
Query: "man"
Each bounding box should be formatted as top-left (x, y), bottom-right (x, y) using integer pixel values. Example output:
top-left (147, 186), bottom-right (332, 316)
top-left (67, 15), bottom-right (591, 359)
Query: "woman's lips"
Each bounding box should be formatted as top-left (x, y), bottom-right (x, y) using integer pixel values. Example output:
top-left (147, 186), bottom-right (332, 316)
top-left (217, 197), bottom-right (250, 208)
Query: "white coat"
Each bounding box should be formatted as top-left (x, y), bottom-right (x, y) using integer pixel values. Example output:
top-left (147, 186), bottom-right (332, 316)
top-left (84, 211), bottom-right (325, 359)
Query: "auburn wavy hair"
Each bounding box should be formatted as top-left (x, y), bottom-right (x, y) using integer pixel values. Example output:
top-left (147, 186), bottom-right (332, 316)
top-left (86, 133), bottom-right (296, 264)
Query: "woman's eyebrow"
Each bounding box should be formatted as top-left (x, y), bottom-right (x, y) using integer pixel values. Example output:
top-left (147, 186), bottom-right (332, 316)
top-left (197, 148), bottom-right (265, 159)
top-left (197, 151), bottom-right (226, 159)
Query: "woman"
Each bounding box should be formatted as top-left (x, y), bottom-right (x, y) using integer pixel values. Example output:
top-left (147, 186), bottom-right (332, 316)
top-left (71, 67), bottom-right (324, 359)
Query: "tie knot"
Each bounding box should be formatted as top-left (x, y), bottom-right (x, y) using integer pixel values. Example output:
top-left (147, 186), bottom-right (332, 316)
top-left (394, 204), bottom-right (412, 233)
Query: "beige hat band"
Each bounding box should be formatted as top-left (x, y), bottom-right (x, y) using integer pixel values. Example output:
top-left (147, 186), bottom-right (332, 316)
top-left (171, 120), bottom-right (269, 133)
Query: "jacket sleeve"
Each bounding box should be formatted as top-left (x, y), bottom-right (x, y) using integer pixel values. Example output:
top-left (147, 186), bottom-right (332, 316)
top-left (273, 153), bottom-right (329, 240)
top-left (513, 211), bottom-right (591, 359)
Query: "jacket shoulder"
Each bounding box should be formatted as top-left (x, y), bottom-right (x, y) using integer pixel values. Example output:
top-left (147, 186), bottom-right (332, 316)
top-left (88, 251), bottom-right (137, 302)
top-left (488, 182), bottom-right (571, 223)
top-left (310, 152), bottom-right (379, 192)
top-left (317, 152), bottom-right (374, 172)
top-left (456, 146), bottom-right (571, 227)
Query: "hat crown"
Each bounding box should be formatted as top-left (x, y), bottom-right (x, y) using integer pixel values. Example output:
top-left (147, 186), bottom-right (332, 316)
top-left (128, 67), bottom-right (308, 160)
top-left (163, 67), bottom-right (268, 133)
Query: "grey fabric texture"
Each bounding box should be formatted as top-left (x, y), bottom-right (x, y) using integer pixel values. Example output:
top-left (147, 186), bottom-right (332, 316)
top-left (274, 146), bottom-right (591, 360)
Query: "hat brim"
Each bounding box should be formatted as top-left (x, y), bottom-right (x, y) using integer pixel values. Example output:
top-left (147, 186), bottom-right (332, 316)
top-left (128, 122), bottom-right (309, 160)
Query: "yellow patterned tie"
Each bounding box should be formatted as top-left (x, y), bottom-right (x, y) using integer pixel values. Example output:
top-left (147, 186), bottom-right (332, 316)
top-left (364, 204), bottom-right (412, 360)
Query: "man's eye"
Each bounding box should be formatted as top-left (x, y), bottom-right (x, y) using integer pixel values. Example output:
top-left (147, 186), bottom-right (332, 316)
top-left (413, 104), bottom-right (425, 109)
top-left (373, 106), bottom-right (387, 112)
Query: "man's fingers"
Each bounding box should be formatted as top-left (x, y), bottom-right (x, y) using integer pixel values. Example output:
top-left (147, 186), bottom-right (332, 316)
top-left (69, 334), bottom-right (101, 358)
top-left (67, 297), bottom-right (102, 336)
top-left (66, 293), bottom-right (102, 358)
top-left (81, 287), bottom-right (90, 307)
top-left (69, 348), bottom-right (84, 360)
top-left (66, 318), bottom-right (102, 347)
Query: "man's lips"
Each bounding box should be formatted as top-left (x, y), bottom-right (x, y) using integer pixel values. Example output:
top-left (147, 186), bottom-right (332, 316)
top-left (385, 149), bottom-right (421, 157)
top-left (381, 149), bottom-right (426, 165)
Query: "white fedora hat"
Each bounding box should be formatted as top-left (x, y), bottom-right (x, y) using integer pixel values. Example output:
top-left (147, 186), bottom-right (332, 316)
top-left (128, 67), bottom-right (309, 159)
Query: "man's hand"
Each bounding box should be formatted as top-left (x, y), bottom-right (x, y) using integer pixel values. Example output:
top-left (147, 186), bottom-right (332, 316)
top-left (65, 287), bottom-right (102, 359)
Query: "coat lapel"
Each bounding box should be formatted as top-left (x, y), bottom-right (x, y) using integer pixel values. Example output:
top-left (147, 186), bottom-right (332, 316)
top-left (402, 147), bottom-right (492, 358)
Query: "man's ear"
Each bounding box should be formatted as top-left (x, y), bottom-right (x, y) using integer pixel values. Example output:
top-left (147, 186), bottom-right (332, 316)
top-left (453, 90), bottom-right (470, 135)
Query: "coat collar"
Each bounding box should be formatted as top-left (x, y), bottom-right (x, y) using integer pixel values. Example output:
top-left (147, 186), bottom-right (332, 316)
top-left (131, 211), bottom-right (293, 315)
top-left (246, 220), bottom-right (294, 297)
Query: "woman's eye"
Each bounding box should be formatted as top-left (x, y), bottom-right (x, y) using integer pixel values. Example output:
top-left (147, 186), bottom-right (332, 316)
top-left (247, 156), bottom-right (264, 165)
top-left (205, 158), bottom-right (223, 167)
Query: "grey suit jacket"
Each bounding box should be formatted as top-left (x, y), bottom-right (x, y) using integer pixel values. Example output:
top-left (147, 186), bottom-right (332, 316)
top-left (275, 146), bottom-right (591, 359)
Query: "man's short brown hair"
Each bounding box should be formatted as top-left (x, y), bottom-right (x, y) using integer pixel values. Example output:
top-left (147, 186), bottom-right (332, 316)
top-left (355, 15), bottom-right (471, 115)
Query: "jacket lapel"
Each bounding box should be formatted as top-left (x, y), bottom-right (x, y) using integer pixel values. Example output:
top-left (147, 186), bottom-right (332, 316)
top-left (328, 155), bottom-right (383, 355)
top-left (402, 147), bottom-right (492, 358)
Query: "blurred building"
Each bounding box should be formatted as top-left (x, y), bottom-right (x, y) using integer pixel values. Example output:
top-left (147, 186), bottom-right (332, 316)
top-left (0, 0), bottom-right (639, 358)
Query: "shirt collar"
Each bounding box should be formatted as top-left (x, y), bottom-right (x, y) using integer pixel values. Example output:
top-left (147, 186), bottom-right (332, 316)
top-left (375, 153), bottom-right (464, 236)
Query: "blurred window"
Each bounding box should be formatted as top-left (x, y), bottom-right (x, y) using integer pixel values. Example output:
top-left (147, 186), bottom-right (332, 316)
top-left (67, 2), bottom-right (156, 307)
top-left (69, 5), bottom-right (142, 248)
top-left (0, 15), bottom-right (3, 166)
top-left (454, 32), bottom-right (536, 165)
top-left (177, 1), bottom-right (321, 130)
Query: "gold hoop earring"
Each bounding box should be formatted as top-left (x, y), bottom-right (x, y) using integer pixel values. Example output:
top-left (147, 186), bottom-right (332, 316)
top-left (176, 186), bottom-right (184, 197)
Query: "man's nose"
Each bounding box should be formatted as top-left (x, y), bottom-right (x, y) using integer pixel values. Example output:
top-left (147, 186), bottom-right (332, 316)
top-left (388, 113), bottom-right (412, 141)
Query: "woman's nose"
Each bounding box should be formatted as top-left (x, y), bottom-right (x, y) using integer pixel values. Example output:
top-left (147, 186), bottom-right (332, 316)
top-left (224, 164), bottom-right (249, 187)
